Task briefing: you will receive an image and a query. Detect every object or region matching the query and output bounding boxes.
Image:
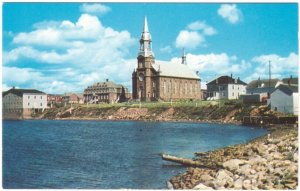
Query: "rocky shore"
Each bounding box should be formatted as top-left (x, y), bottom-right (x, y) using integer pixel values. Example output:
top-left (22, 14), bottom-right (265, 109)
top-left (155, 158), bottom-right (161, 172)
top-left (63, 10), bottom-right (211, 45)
top-left (169, 125), bottom-right (298, 190)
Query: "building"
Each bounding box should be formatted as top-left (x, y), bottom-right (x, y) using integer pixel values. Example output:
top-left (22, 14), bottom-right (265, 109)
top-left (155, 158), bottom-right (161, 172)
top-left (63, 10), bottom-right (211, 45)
top-left (84, 80), bottom-right (130, 104)
top-left (246, 78), bottom-right (280, 96)
top-left (276, 76), bottom-right (298, 87)
top-left (62, 93), bottom-right (84, 104)
top-left (132, 17), bottom-right (201, 101)
top-left (3, 87), bottom-right (47, 118)
top-left (47, 94), bottom-right (63, 108)
top-left (206, 75), bottom-right (247, 100)
top-left (270, 84), bottom-right (298, 115)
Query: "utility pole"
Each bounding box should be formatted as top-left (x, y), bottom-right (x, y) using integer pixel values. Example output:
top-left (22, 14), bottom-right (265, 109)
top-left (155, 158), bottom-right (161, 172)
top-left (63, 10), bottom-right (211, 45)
top-left (268, 60), bottom-right (271, 98)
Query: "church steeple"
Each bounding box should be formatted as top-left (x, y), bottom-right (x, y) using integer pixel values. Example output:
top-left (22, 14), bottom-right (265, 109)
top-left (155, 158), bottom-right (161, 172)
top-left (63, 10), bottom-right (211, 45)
top-left (138, 16), bottom-right (154, 57)
top-left (181, 48), bottom-right (187, 65)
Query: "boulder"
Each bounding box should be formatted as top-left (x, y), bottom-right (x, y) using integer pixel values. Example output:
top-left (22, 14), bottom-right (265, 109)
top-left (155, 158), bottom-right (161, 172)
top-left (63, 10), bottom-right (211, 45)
top-left (223, 159), bottom-right (246, 172)
top-left (193, 183), bottom-right (213, 190)
top-left (272, 152), bottom-right (284, 160)
top-left (248, 155), bottom-right (267, 165)
top-left (293, 152), bottom-right (298, 162)
top-left (200, 174), bottom-right (214, 183)
top-left (213, 169), bottom-right (234, 188)
top-left (166, 181), bottom-right (174, 189)
top-left (242, 179), bottom-right (252, 190)
top-left (237, 164), bottom-right (252, 176)
top-left (233, 178), bottom-right (243, 189)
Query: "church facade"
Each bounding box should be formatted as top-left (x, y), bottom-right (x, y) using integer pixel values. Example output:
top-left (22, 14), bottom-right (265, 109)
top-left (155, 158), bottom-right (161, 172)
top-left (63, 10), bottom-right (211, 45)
top-left (132, 17), bottom-right (201, 101)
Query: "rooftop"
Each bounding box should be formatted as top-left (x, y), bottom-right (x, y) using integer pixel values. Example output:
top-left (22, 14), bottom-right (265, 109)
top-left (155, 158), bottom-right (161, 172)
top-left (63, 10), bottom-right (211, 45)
top-left (247, 78), bottom-right (280, 89)
top-left (207, 76), bottom-right (247, 85)
top-left (273, 84), bottom-right (298, 96)
top-left (3, 88), bottom-right (46, 97)
top-left (152, 61), bottom-right (199, 79)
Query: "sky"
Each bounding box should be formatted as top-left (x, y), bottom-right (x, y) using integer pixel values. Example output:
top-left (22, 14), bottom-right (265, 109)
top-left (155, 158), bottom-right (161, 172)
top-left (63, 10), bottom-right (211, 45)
top-left (2, 3), bottom-right (299, 94)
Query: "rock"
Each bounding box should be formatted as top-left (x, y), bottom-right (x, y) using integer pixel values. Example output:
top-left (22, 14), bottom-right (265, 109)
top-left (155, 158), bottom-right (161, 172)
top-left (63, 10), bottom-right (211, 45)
top-left (233, 178), bottom-right (243, 189)
top-left (237, 164), bottom-right (252, 176)
top-left (272, 152), bottom-right (284, 160)
top-left (248, 155), bottom-right (267, 165)
top-left (193, 183), bottom-right (213, 190)
top-left (200, 174), bottom-right (214, 183)
top-left (213, 169), bottom-right (234, 188)
top-left (293, 152), bottom-right (298, 162)
top-left (242, 179), bottom-right (252, 190)
top-left (166, 181), bottom-right (174, 189)
top-left (223, 159), bottom-right (246, 172)
top-left (274, 167), bottom-right (284, 177)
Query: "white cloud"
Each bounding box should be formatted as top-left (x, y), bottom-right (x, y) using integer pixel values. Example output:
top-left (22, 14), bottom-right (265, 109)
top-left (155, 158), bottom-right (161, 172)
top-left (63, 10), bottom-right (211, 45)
top-left (175, 21), bottom-right (216, 50)
top-left (159, 45), bottom-right (172, 53)
top-left (187, 21), bottom-right (217, 36)
top-left (218, 4), bottom-right (243, 24)
top-left (4, 14), bottom-right (136, 94)
top-left (175, 30), bottom-right (205, 50)
top-left (80, 3), bottom-right (111, 16)
top-left (170, 53), bottom-right (251, 83)
top-left (245, 52), bottom-right (298, 82)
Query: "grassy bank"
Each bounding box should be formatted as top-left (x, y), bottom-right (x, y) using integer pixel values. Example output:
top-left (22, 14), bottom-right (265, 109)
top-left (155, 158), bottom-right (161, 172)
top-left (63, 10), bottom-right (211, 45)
top-left (40, 100), bottom-right (258, 123)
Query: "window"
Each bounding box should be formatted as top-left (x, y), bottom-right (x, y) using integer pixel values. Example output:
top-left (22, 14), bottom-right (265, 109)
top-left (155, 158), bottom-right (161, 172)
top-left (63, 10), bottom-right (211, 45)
top-left (163, 81), bottom-right (166, 95)
top-left (190, 83), bottom-right (192, 95)
top-left (40, 103), bottom-right (43, 106)
top-left (232, 92), bottom-right (234, 96)
top-left (34, 96), bottom-right (36, 99)
top-left (28, 102), bottom-right (30, 106)
top-left (232, 85), bottom-right (234, 89)
top-left (41, 96), bottom-right (43, 99)
top-left (28, 96), bottom-right (30, 99)
top-left (174, 81), bottom-right (177, 94)
top-left (168, 80), bottom-right (172, 93)
top-left (185, 82), bottom-right (187, 95)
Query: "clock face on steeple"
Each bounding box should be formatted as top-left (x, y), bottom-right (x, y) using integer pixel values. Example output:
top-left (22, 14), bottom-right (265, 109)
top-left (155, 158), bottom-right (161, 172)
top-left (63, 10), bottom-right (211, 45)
top-left (138, 73), bottom-right (144, 81)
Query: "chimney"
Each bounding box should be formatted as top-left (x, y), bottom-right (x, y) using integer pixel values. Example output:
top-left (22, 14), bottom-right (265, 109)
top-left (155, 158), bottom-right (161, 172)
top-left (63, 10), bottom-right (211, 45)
top-left (230, 74), bottom-right (233, 79)
top-left (106, 79), bottom-right (109, 82)
top-left (12, 86), bottom-right (15, 89)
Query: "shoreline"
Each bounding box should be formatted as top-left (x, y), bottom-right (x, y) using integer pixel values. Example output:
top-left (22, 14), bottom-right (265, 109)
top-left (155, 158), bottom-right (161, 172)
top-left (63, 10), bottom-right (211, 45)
top-left (169, 124), bottom-right (298, 190)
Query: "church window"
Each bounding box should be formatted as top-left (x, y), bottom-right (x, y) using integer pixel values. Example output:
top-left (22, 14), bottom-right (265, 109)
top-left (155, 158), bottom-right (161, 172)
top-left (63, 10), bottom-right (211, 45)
top-left (169, 80), bottom-right (172, 93)
top-left (185, 82), bottom-right (187, 95)
top-left (163, 81), bottom-right (166, 95)
top-left (190, 83), bottom-right (193, 95)
top-left (174, 81), bottom-right (177, 94)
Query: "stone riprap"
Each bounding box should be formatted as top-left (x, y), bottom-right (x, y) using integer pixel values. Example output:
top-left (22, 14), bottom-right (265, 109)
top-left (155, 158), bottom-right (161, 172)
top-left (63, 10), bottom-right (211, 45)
top-left (170, 126), bottom-right (298, 190)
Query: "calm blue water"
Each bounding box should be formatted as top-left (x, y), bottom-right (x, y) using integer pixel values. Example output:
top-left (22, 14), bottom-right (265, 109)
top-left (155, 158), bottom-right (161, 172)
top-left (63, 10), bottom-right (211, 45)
top-left (3, 120), bottom-right (267, 189)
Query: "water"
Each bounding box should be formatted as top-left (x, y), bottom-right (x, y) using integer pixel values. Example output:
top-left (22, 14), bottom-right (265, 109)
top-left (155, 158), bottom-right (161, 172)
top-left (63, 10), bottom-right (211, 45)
top-left (3, 120), bottom-right (267, 189)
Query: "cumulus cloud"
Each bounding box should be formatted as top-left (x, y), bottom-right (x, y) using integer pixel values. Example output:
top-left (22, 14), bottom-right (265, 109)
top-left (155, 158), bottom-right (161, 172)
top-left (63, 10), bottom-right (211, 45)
top-left (245, 52), bottom-right (298, 82)
top-left (187, 21), bottom-right (217, 36)
top-left (218, 4), bottom-right (243, 24)
top-left (80, 3), bottom-right (111, 16)
top-left (4, 14), bottom-right (136, 94)
top-left (175, 21), bottom-right (216, 50)
top-left (176, 30), bottom-right (205, 50)
top-left (170, 53), bottom-right (251, 84)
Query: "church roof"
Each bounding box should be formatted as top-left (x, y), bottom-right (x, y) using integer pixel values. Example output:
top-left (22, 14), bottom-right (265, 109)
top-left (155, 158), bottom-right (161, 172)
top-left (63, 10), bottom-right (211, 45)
top-left (152, 61), bottom-right (199, 79)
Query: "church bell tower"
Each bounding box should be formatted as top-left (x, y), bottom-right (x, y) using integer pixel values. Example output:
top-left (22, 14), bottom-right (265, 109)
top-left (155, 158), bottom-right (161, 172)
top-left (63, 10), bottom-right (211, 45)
top-left (134, 16), bottom-right (155, 101)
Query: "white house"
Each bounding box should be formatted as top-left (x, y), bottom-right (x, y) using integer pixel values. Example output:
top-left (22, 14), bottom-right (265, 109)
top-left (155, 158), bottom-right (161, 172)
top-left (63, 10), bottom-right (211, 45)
top-left (270, 84), bottom-right (298, 115)
top-left (3, 87), bottom-right (47, 118)
top-left (206, 75), bottom-right (247, 100)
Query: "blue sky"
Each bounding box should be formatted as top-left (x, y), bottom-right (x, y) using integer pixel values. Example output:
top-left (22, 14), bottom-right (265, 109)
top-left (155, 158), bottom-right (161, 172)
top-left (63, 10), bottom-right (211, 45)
top-left (3, 3), bottom-right (298, 93)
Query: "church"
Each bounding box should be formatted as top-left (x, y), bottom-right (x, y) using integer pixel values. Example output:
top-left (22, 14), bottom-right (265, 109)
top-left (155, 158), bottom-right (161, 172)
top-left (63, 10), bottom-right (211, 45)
top-left (132, 17), bottom-right (201, 101)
